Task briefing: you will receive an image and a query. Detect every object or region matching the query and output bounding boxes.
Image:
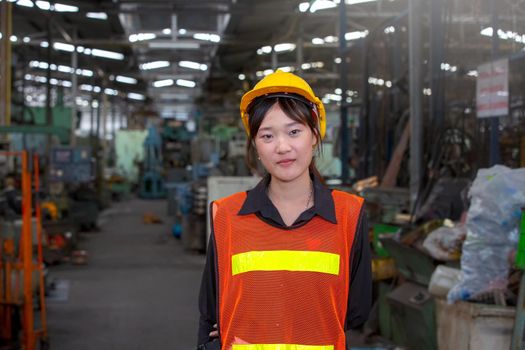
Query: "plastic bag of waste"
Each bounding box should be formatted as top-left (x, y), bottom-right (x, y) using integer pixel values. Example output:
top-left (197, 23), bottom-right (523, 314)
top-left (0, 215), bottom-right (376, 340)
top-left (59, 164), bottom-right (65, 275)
top-left (448, 165), bottom-right (525, 303)
top-left (423, 224), bottom-right (466, 261)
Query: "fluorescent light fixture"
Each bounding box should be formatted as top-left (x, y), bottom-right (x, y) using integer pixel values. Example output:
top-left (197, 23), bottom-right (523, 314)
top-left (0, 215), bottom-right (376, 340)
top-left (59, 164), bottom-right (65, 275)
top-left (263, 69), bottom-right (274, 76)
top-left (23, 36), bottom-right (30, 43)
top-left (193, 33), bottom-right (220, 43)
top-left (0, 33), bottom-right (2, 40)
top-left (324, 35), bottom-right (338, 43)
top-left (467, 70), bottom-right (478, 77)
top-left (84, 48), bottom-right (92, 55)
top-left (385, 81), bottom-right (392, 88)
top-left (440, 62), bottom-right (457, 72)
top-left (93, 86), bottom-right (101, 93)
top-left (334, 57), bottom-right (342, 64)
top-left (129, 33), bottom-right (156, 43)
top-left (238, 74), bottom-right (246, 80)
top-left (179, 60), bottom-right (208, 71)
top-left (162, 28), bottom-right (172, 35)
top-left (345, 30), bottom-right (368, 40)
top-left (16, 0), bottom-right (34, 7)
top-left (179, 28), bottom-right (187, 35)
top-left (35, 1), bottom-right (51, 10)
top-left (90, 48), bottom-right (124, 60)
top-left (274, 43), bottom-right (296, 52)
top-left (384, 26), bottom-right (395, 34)
top-left (301, 61), bottom-right (324, 70)
top-left (335, 88), bottom-right (342, 95)
top-left (10, 35), bottom-right (17, 42)
top-left (153, 79), bottom-right (174, 88)
top-left (256, 71), bottom-right (264, 77)
top-left (176, 79), bottom-right (196, 88)
top-left (312, 38), bottom-right (325, 45)
top-left (61, 80), bottom-right (72, 87)
top-left (278, 66), bottom-right (294, 72)
top-left (40, 41), bottom-right (49, 48)
top-left (104, 88), bottom-right (118, 96)
top-left (139, 61), bottom-right (170, 70)
top-left (344, 0), bottom-right (378, 4)
top-left (57, 65), bottom-right (73, 73)
top-left (86, 12), bottom-right (108, 20)
top-left (257, 46), bottom-right (272, 55)
top-left (53, 42), bottom-right (75, 52)
top-left (80, 84), bottom-right (93, 91)
top-left (53, 3), bottom-right (78, 12)
top-left (310, 0), bottom-right (337, 12)
top-left (116, 75), bottom-right (137, 84)
top-left (423, 88), bottom-right (432, 96)
top-left (325, 93), bottom-right (342, 101)
top-left (148, 41), bottom-right (200, 49)
top-left (128, 92), bottom-right (146, 101)
top-left (299, 2), bottom-right (310, 12)
top-left (480, 27), bottom-right (493, 37)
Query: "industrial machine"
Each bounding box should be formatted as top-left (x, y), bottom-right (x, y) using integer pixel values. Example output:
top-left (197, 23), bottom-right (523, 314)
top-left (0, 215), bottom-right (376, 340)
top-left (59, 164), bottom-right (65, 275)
top-left (139, 125), bottom-right (165, 199)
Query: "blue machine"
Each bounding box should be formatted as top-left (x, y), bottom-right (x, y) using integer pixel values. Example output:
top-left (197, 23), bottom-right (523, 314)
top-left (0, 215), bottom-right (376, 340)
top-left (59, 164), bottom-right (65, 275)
top-left (139, 126), bottom-right (165, 199)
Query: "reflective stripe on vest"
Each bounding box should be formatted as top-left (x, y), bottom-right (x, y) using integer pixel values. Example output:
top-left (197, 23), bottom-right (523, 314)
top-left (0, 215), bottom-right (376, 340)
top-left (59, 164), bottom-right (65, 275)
top-left (232, 344), bottom-right (334, 350)
top-left (231, 250), bottom-right (340, 276)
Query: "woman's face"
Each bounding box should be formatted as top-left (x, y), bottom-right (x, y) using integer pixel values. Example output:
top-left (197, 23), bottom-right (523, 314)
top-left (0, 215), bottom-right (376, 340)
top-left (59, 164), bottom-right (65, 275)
top-left (254, 102), bottom-right (316, 183)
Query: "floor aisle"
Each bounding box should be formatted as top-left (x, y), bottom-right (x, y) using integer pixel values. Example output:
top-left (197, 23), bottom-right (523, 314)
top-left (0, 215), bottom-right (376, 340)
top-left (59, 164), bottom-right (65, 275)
top-left (46, 198), bottom-right (205, 350)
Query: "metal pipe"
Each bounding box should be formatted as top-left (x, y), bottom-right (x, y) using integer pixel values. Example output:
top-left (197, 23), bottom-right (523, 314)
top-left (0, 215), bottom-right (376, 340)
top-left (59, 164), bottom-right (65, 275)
top-left (71, 29), bottom-right (78, 146)
top-left (430, 0), bottom-right (445, 132)
top-left (489, 0), bottom-right (501, 166)
top-left (339, 0), bottom-right (349, 183)
top-left (408, 0), bottom-right (423, 212)
top-left (0, 1), bottom-right (12, 127)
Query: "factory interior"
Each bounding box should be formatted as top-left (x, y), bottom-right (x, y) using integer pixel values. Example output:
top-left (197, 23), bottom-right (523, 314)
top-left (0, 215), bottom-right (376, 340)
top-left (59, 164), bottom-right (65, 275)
top-left (1, 0), bottom-right (525, 349)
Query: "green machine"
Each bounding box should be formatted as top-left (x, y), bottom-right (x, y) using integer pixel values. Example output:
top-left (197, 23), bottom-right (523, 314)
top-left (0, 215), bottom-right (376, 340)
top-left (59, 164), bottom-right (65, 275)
top-left (380, 237), bottom-right (438, 350)
top-left (511, 209), bottom-right (525, 350)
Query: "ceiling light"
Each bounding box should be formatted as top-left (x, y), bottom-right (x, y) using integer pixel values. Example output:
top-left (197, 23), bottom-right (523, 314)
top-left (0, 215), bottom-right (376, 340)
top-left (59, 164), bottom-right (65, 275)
top-left (334, 58), bottom-right (342, 64)
top-left (345, 30), bottom-right (368, 40)
top-left (309, 0), bottom-right (336, 13)
top-left (53, 42), bottom-right (75, 52)
top-left (116, 75), bottom-right (137, 84)
top-left (139, 61), bottom-right (170, 70)
top-left (345, 0), bottom-right (378, 4)
top-left (385, 81), bottom-right (392, 88)
top-left (179, 28), bottom-right (187, 35)
top-left (40, 41), bottom-right (49, 48)
top-left (80, 84), bottom-right (93, 91)
top-left (480, 27), bottom-right (493, 37)
top-left (128, 93), bottom-right (146, 101)
top-left (23, 36), bottom-right (30, 43)
top-left (324, 36), bottom-right (337, 43)
top-left (299, 2), bottom-right (310, 12)
top-left (423, 88), bottom-right (432, 96)
top-left (153, 79), bottom-right (174, 87)
top-left (129, 33), bottom-right (156, 43)
top-left (57, 65), bottom-right (73, 73)
top-left (179, 61), bottom-right (208, 71)
top-left (312, 38), bottom-right (325, 45)
top-left (53, 3), bottom-right (78, 12)
top-left (193, 33), bottom-right (220, 43)
top-left (153, 79), bottom-right (174, 88)
top-left (90, 48), bottom-right (124, 60)
top-left (176, 79), bottom-right (196, 88)
top-left (278, 66), bottom-right (294, 72)
top-left (274, 43), bottom-right (296, 52)
top-left (148, 41), bottom-right (200, 49)
top-left (238, 74), bottom-right (246, 80)
top-left (86, 12), bottom-right (108, 20)
top-left (384, 26), bottom-right (395, 34)
top-left (16, 0), bottom-right (34, 7)
top-left (10, 35), bottom-right (17, 42)
top-left (263, 69), bottom-right (274, 76)
top-left (162, 28), bottom-right (172, 35)
top-left (35, 1), bottom-right (51, 10)
top-left (467, 70), bottom-right (478, 77)
top-left (104, 88), bottom-right (118, 96)
top-left (257, 46), bottom-right (272, 55)
top-left (335, 88), bottom-right (342, 94)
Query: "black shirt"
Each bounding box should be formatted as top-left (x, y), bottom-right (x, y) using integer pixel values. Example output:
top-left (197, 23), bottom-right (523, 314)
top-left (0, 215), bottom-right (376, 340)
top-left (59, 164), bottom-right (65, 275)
top-left (197, 173), bottom-right (372, 347)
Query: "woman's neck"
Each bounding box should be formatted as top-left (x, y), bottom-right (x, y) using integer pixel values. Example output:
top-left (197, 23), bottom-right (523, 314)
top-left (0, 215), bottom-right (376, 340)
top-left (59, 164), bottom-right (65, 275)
top-left (267, 171), bottom-right (312, 204)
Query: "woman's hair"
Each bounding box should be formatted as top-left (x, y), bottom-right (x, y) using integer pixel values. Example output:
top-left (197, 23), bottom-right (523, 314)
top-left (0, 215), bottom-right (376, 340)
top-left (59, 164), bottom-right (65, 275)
top-left (244, 94), bottom-right (323, 178)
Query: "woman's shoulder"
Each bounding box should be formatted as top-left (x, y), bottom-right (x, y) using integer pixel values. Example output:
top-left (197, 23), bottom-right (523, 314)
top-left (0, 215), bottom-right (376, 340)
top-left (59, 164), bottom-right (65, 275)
top-left (330, 189), bottom-right (364, 205)
top-left (213, 191), bottom-right (248, 207)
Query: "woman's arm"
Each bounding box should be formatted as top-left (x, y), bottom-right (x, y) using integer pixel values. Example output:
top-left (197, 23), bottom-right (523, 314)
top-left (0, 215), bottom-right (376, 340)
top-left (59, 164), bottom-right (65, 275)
top-left (345, 207), bottom-right (372, 330)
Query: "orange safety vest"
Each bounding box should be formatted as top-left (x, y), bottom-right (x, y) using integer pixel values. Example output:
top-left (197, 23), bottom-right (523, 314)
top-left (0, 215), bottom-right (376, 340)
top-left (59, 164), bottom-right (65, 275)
top-left (213, 190), bottom-right (364, 350)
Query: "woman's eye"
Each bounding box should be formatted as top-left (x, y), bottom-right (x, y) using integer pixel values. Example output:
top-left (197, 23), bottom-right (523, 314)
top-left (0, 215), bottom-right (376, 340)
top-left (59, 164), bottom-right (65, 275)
top-left (289, 129), bottom-right (301, 136)
top-left (260, 134), bottom-right (273, 140)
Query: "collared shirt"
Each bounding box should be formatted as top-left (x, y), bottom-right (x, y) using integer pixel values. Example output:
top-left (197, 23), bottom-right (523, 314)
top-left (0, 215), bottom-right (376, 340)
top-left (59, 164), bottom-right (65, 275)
top-left (197, 173), bottom-right (372, 348)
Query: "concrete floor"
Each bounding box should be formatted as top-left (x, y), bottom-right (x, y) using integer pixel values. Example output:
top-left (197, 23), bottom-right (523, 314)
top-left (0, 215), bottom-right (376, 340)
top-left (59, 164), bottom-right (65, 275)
top-left (46, 198), bottom-right (205, 350)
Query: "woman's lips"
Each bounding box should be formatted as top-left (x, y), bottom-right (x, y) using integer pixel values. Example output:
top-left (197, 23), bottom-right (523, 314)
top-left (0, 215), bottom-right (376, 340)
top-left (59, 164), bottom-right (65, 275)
top-left (277, 159), bottom-right (295, 166)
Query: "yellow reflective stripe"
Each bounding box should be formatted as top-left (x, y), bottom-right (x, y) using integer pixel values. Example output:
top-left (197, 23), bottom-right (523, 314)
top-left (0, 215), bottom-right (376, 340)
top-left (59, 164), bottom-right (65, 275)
top-left (232, 344), bottom-right (334, 350)
top-left (231, 250), bottom-right (340, 276)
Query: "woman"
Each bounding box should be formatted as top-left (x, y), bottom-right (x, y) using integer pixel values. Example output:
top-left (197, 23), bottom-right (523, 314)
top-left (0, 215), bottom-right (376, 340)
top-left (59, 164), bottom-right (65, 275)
top-left (198, 71), bottom-right (371, 350)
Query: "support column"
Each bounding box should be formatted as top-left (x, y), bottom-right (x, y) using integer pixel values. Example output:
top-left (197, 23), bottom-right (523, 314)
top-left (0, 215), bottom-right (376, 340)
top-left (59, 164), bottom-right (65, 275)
top-left (339, 0), bottom-right (349, 183)
top-left (430, 0), bottom-right (445, 132)
top-left (408, 0), bottom-right (423, 211)
top-left (0, 1), bottom-right (12, 127)
top-left (71, 30), bottom-right (78, 146)
top-left (489, 0), bottom-right (501, 166)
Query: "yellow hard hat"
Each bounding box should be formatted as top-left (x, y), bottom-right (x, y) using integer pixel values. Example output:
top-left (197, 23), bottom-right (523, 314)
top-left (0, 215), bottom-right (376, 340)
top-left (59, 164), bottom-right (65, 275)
top-left (240, 70), bottom-right (326, 139)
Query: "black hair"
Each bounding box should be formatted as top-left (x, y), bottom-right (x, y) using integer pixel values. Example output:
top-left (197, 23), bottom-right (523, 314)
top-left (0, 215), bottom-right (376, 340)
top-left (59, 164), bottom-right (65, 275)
top-left (244, 94), bottom-right (323, 178)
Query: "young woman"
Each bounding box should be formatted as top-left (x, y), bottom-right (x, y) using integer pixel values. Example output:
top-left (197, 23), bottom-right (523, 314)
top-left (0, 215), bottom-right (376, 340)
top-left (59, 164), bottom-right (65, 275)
top-left (198, 71), bottom-right (371, 350)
